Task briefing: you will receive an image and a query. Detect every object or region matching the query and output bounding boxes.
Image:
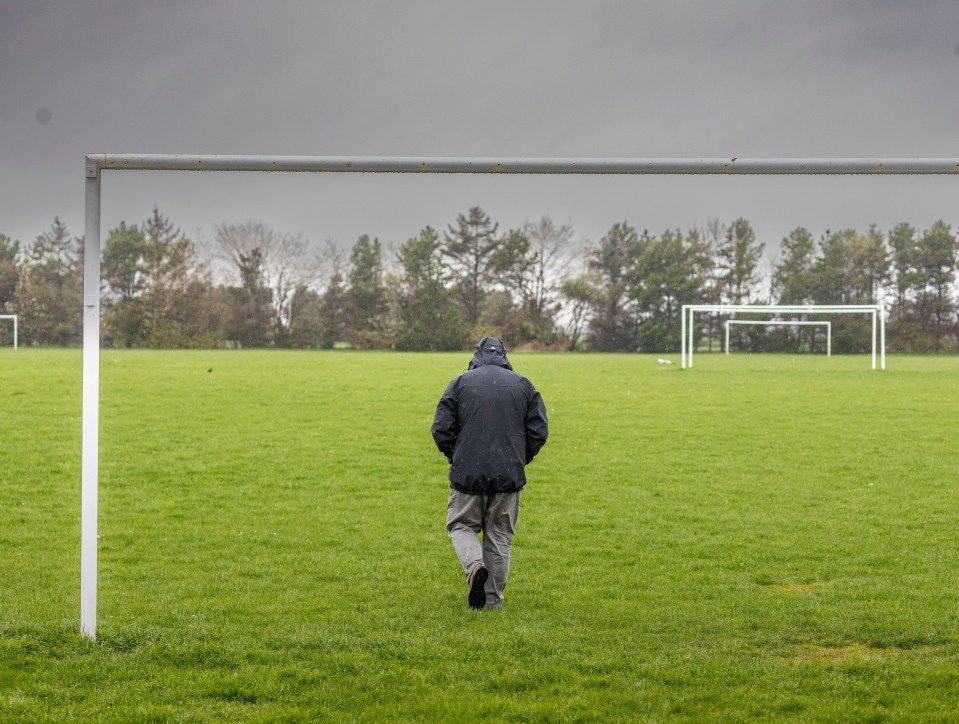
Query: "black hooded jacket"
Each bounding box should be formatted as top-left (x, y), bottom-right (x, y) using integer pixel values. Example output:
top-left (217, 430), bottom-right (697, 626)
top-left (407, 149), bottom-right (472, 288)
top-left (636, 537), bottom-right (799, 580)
top-left (431, 337), bottom-right (549, 494)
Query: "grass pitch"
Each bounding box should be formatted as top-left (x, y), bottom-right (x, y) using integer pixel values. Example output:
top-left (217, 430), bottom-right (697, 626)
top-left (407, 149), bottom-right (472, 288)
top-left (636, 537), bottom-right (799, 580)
top-left (2, 348), bottom-right (959, 721)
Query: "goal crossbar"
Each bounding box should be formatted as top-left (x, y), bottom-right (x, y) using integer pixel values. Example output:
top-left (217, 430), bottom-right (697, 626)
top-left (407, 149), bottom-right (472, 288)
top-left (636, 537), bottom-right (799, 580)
top-left (724, 319), bottom-right (831, 356)
top-left (80, 156), bottom-right (951, 639)
top-left (682, 304), bottom-right (884, 370)
top-left (88, 155), bottom-right (959, 175)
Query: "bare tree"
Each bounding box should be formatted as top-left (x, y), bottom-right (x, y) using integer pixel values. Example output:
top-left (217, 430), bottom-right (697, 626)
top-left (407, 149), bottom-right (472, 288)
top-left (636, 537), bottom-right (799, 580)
top-left (314, 237), bottom-right (346, 291)
top-left (521, 216), bottom-right (577, 326)
top-left (558, 248), bottom-right (600, 351)
top-left (215, 220), bottom-right (319, 343)
top-left (696, 218), bottom-right (727, 351)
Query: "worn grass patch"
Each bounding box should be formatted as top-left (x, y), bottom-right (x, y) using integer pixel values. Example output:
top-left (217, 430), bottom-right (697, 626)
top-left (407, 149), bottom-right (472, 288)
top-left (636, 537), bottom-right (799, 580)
top-left (761, 580), bottom-right (829, 594)
top-left (794, 642), bottom-right (923, 662)
top-left (2, 349), bottom-right (959, 720)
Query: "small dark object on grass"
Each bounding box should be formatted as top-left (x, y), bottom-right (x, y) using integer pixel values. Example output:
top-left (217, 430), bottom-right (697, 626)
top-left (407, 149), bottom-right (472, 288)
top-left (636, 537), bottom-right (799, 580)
top-left (207, 369), bottom-right (213, 373)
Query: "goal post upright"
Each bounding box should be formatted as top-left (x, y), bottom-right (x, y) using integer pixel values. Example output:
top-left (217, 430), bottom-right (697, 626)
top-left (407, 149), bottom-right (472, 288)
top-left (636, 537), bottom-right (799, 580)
top-left (79, 155), bottom-right (955, 639)
top-left (81, 160), bottom-right (101, 640)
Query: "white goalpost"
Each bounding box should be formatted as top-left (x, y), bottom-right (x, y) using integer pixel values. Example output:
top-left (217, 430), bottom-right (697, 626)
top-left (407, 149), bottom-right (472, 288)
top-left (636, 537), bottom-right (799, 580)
top-left (79, 155), bottom-right (956, 639)
top-left (682, 304), bottom-right (884, 369)
top-left (724, 320), bottom-right (831, 356)
top-left (0, 315), bottom-right (17, 349)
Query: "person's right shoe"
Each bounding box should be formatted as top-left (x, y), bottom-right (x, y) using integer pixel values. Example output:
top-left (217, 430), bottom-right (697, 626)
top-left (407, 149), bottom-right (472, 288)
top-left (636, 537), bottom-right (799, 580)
top-left (467, 564), bottom-right (488, 610)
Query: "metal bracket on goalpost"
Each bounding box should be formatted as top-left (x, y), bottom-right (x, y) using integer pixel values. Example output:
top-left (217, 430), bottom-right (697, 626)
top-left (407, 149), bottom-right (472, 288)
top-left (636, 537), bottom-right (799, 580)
top-left (682, 304), bottom-right (885, 370)
top-left (80, 155), bottom-right (957, 638)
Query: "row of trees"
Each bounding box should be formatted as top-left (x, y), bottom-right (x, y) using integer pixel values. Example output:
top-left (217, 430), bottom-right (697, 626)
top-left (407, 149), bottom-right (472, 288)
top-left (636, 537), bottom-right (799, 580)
top-left (1, 207), bottom-right (958, 352)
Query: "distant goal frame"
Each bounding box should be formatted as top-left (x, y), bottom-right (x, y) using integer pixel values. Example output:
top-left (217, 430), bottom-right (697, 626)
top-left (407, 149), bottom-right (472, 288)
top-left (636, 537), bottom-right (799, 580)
top-left (0, 315), bottom-right (16, 349)
top-left (80, 155), bottom-right (957, 639)
top-left (682, 304), bottom-right (884, 369)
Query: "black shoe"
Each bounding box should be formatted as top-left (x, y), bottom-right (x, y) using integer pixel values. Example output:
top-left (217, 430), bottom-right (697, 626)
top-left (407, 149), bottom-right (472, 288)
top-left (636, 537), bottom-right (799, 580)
top-left (467, 565), bottom-right (488, 610)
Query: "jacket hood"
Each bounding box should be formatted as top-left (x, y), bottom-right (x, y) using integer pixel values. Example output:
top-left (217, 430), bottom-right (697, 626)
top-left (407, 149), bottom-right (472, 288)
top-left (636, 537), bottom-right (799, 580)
top-left (468, 336), bottom-right (513, 371)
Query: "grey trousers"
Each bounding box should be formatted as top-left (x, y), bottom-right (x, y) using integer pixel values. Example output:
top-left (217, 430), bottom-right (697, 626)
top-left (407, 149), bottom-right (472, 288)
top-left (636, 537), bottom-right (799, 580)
top-left (446, 489), bottom-right (521, 608)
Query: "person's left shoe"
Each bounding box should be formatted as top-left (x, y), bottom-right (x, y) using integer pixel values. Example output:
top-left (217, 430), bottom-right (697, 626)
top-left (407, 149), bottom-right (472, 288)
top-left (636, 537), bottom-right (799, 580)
top-left (467, 564), bottom-right (488, 610)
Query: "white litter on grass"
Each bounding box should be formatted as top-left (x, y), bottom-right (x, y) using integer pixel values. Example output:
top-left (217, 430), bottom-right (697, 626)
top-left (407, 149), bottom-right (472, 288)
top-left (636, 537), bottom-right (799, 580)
top-left (657, 358), bottom-right (673, 365)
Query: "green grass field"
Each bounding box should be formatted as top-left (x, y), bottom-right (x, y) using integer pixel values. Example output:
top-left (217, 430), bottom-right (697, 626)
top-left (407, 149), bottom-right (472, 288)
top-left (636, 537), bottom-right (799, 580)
top-left (2, 348), bottom-right (959, 721)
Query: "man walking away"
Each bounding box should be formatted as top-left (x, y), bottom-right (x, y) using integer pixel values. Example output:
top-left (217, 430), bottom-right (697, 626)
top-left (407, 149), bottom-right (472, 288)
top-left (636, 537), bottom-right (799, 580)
top-left (431, 337), bottom-right (549, 610)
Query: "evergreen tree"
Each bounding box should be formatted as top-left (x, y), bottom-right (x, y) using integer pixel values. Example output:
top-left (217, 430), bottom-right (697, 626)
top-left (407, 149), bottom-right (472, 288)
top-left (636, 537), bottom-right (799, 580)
top-left (717, 218), bottom-right (764, 304)
top-left (318, 271), bottom-right (349, 349)
top-left (395, 227), bottom-right (466, 350)
top-left (772, 227), bottom-right (816, 305)
top-left (346, 234), bottom-right (385, 348)
top-left (587, 222), bottom-right (641, 351)
top-left (101, 221), bottom-right (147, 346)
top-left (225, 247), bottom-right (273, 347)
top-left (15, 217), bottom-right (82, 345)
top-left (808, 228), bottom-right (888, 307)
top-left (915, 221), bottom-right (958, 351)
top-left (99, 211), bottom-right (220, 348)
top-left (141, 208), bottom-right (222, 347)
top-left (287, 285), bottom-right (325, 348)
top-left (887, 222), bottom-right (922, 350)
top-left (0, 233), bottom-right (20, 313)
top-left (810, 229), bottom-right (854, 305)
top-left (103, 222), bottom-right (146, 301)
top-left (889, 223), bottom-right (920, 312)
top-left (0, 234), bottom-right (19, 346)
top-left (444, 207), bottom-right (500, 330)
top-left (633, 229), bottom-right (708, 352)
top-left (850, 225), bottom-right (889, 304)
top-left (693, 219), bottom-right (727, 351)
top-left (770, 227), bottom-right (817, 352)
top-left (808, 229), bottom-right (885, 353)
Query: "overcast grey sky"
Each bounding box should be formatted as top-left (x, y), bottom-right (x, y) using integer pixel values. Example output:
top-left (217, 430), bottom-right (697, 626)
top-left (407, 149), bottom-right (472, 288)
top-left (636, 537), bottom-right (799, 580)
top-left (2, 1), bottom-right (958, 273)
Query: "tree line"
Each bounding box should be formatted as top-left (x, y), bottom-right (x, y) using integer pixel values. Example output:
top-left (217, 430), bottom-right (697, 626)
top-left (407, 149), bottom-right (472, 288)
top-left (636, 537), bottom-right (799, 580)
top-left (1, 206), bottom-right (957, 353)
